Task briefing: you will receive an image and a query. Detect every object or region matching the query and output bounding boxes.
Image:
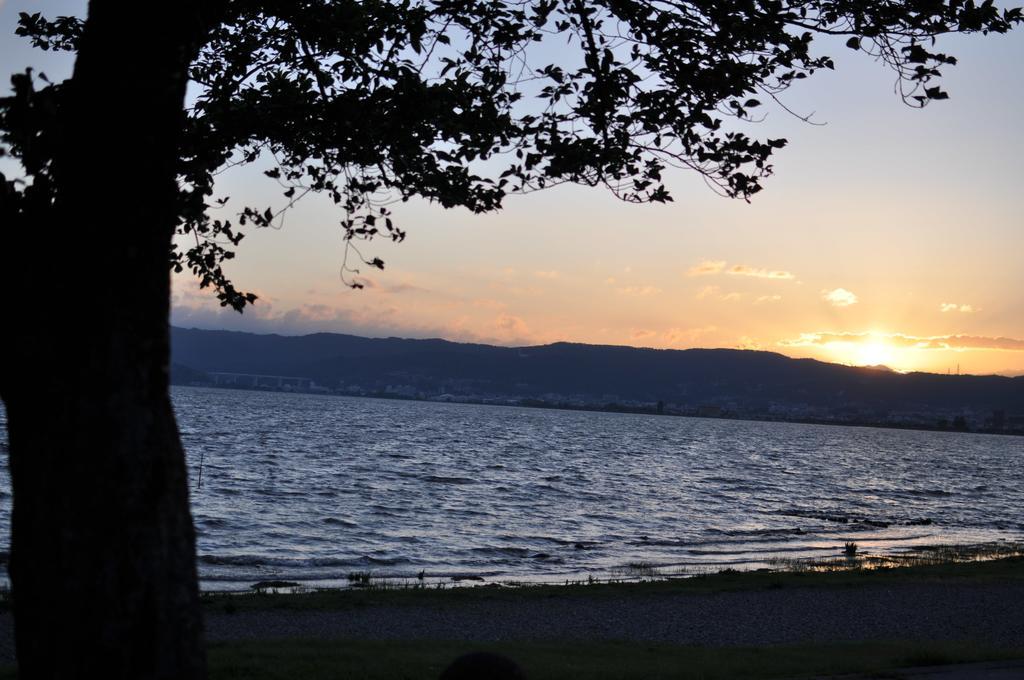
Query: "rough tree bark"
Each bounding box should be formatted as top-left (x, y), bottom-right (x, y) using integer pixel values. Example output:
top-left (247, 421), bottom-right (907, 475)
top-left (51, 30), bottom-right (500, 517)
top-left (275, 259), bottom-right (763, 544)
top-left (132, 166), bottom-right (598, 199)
top-left (2, 4), bottom-right (217, 678)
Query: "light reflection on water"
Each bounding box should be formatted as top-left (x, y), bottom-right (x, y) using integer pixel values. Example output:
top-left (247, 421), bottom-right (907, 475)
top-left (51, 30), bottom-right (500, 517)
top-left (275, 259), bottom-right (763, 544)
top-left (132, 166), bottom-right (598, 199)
top-left (1, 386), bottom-right (1022, 590)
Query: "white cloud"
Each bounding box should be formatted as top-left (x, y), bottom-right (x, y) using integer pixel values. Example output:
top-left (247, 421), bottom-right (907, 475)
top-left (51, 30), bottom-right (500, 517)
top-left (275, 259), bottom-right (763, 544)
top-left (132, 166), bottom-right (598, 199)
top-left (940, 302), bottom-right (976, 313)
top-left (822, 288), bottom-right (858, 307)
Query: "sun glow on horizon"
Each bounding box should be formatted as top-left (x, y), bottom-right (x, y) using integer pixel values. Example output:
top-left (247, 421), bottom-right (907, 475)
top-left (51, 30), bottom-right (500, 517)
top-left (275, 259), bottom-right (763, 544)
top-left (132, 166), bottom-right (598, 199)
top-left (814, 334), bottom-right (904, 371)
top-left (852, 340), bottom-right (895, 368)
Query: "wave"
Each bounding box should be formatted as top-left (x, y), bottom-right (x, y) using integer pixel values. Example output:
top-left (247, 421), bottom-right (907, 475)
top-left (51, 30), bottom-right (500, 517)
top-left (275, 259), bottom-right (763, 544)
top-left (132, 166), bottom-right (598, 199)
top-left (637, 527), bottom-right (938, 550)
top-left (322, 517), bottom-right (358, 527)
top-left (772, 509), bottom-right (940, 530)
top-left (685, 544), bottom-right (842, 556)
top-left (368, 504), bottom-right (406, 517)
top-left (708, 527), bottom-right (808, 538)
top-left (501, 535), bottom-right (602, 549)
top-left (198, 553), bottom-right (411, 568)
top-left (774, 509), bottom-right (896, 528)
top-left (471, 546), bottom-right (532, 558)
top-left (422, 475), bottom-right (477, 485)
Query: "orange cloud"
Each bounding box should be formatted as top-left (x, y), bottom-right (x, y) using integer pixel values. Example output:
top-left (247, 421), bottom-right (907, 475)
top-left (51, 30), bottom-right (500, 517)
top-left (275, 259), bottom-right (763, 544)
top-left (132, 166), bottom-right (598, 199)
top-left (695, 285), bottom-right (742, 302)
top-left (688, 260), bottom-right (795, 280)
top-left (687, 260), bottom-right (726, 276)
top-left (617, 285), bottom-right (662, 296)
top-left (780, 331), bottom-right (1024, 351)
top-left (473, 298), bottom-right (508, 310)
top-left (663, 326), bottom-right (718, 346)
top-left (736, 336), bottom-right (763, 350)
top-left (727, 264), bottom-right (795, 280)
top-left (695, 285), bottom-right (720, 300)
top-left (350, 276), bottom-right (427, 294)
top-left (494, 313), bottom-right (531, 340)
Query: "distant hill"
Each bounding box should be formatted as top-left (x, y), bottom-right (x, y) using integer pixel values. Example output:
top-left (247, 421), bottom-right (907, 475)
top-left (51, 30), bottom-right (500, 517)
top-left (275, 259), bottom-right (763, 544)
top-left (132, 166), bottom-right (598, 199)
top-left (170, 363), bottom-right (211, 385)
top-left (170, 327), bottom-right (1024, 421)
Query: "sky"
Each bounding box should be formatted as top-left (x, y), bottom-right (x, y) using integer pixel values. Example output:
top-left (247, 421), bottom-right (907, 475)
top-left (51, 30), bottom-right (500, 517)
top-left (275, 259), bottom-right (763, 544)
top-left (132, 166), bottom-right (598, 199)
top-left (3, 2), bottom-right (1023, 375)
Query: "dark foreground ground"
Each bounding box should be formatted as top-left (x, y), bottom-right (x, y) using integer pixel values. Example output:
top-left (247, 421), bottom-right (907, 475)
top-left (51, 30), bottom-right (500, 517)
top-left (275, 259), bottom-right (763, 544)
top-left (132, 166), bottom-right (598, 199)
top-left (1, 558), bottom-right (1023, 678)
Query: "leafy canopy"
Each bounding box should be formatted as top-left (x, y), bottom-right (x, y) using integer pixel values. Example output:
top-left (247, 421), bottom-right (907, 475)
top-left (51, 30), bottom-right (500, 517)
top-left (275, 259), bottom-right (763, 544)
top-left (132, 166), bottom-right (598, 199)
top-left (3, 0), bottom-right (1019, 308)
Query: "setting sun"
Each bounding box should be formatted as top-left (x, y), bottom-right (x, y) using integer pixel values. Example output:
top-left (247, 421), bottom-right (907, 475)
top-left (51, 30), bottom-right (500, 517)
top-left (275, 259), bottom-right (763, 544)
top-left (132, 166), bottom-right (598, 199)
top-left (854, 340), bottom-right (895, 368)
top-left (812, 335), bottom-right (901, 370)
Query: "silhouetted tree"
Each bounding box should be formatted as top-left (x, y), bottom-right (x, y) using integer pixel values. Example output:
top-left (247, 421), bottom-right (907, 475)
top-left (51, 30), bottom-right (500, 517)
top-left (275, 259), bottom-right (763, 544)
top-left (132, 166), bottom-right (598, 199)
top-left (0, 1), bottom-right (1019, 677)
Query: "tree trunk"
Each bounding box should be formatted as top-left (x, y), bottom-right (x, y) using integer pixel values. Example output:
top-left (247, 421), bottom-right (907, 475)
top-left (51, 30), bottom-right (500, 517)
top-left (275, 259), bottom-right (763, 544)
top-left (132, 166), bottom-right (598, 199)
top-left (1, 3), bottom-right (216, 678)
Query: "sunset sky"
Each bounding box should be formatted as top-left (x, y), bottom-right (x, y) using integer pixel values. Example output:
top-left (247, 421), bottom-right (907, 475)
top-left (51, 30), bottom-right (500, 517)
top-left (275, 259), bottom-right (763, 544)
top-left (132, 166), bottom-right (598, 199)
top-left (3, 3), bottom-right (1023, 375)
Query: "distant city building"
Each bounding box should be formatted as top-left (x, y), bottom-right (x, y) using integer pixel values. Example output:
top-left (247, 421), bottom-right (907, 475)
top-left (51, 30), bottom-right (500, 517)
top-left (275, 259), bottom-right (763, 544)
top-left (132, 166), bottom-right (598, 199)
top-left (208, 372), bottom-right (314, 391)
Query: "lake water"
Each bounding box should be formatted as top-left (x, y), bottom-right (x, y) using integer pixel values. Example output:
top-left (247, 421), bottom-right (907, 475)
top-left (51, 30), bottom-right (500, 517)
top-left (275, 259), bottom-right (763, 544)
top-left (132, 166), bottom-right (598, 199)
top-left (1, 386), bottom-right (1022, 590)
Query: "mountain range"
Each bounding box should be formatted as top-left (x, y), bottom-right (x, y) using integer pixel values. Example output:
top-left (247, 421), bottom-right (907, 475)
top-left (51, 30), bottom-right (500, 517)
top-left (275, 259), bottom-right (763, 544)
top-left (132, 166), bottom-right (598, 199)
top-left (170, 327), bottom-right (1024, 422)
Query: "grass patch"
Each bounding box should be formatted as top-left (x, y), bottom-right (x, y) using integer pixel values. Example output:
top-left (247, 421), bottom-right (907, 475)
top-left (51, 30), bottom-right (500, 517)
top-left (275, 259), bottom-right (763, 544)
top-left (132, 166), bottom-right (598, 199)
top-left (204, 638), bottom-right (1024, 680)
top-left (611, 561), bottom-right (662, 579)
top-left (770, 541), bottom-right (1024, 574)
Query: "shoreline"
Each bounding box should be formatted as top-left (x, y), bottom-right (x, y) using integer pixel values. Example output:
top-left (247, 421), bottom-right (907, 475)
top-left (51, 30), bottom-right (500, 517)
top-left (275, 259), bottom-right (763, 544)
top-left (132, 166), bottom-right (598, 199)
top-left (195, 552), bottom-right (1024, 606)
top-left (191, 540), bottom-right (1024, 595)
top-left (173, 383), bottom-right (1024, 438)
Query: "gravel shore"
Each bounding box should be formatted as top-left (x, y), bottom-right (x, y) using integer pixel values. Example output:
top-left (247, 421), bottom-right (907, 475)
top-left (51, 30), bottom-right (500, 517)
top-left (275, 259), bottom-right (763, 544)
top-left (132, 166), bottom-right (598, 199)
top-left (2, 580), bottom-right (1022, 666)
top-left (201, 582), bottom-right (1024, 647)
